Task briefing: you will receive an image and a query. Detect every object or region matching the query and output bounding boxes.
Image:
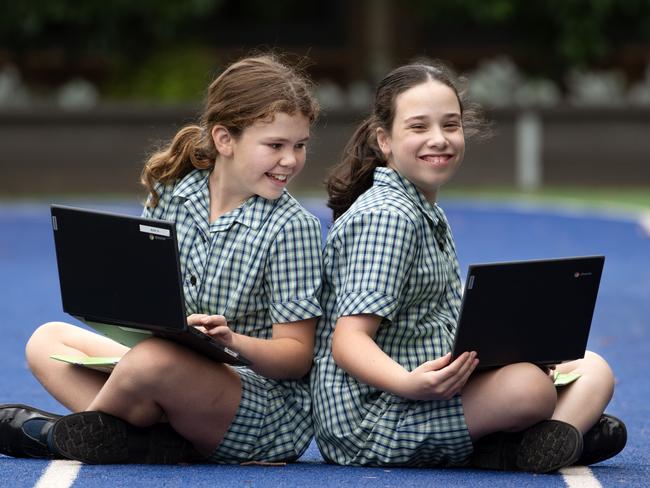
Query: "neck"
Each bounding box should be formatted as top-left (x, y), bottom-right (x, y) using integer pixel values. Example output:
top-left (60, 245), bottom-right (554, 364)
top-left (208, 162), bottom-right (249, 222)
top-left (421, 187), bottom-right (438, 204)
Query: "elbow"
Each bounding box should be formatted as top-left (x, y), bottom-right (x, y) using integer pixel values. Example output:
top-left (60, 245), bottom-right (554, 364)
top-left (331, 333), bottom-right (345, 369)
top-left (290, 347), bottom-right (314, 379)
top-left (274, 348), bottom-right (314, 380)
top-left (294, 357), bottom-right (314, 379)
top-left (332, 341), bottom-right (341, 366)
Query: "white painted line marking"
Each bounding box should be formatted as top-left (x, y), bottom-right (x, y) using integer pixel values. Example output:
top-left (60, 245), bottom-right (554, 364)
top-left (34, 460), bottom-right (81, 488)
top-left (639, 213), bottom-right (650, 236)
top-left (560, 465), bottom-right (602, 488)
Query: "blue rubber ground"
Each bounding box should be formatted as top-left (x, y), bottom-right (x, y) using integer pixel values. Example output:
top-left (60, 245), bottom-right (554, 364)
top-left (1, 198), bottom-right (647, 487)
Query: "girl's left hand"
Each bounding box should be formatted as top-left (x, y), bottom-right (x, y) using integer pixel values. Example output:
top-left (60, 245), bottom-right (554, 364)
top-left (187, 313), bottom-right (234, 347)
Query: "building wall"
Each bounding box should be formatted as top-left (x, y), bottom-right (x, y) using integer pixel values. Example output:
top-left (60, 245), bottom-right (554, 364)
top-left (1, 106), bottom-right (648, 198)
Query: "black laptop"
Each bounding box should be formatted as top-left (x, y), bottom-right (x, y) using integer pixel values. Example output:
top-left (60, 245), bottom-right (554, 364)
top-left (50, 205), bottom-right (251, 366)
top-left (451, 256), bottom-right (604, 369)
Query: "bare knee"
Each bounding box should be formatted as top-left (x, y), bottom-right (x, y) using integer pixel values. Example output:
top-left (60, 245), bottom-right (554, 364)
top-left (574, 351), bottom-right (615, 400)
top-left (500, 363), bottom-right (557, 430)
top-left (97, 338), bottom-right (237, 427)
top-left (110, 338), bottom-right (180, 391)
top-left (106, 338), bottom-right (224, 400)
top-left (25, 321), bottom-right (71, 374)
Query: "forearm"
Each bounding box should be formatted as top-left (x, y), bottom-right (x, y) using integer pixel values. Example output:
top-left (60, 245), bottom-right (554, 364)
top-left (332, 323), bottom-right (410, 396)
top-left (332, 316), bottom-right (479, 401)
top-left (229, 324), bottom-right (314, 380)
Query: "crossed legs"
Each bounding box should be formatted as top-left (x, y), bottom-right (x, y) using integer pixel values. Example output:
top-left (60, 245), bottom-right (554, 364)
top-left (462, 351), bottom-right (615, 441)
top-left (25, 321), bottom-right (129, 411)
top-left (25, 321), bottom-right (242, 454)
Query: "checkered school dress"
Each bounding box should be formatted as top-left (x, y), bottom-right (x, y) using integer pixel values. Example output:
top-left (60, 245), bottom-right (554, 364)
top-left (142, 168), bottom-right (323, 463)
top-left (311, 167), bottom-right (474, 467)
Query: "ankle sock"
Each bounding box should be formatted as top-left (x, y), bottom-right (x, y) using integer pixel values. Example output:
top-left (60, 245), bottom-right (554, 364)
top-left (43, 420), bottom-right (63, 457)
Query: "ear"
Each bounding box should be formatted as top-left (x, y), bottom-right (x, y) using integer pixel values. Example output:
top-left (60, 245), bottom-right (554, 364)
top-left (376, 127), bottom-right (392, 158)
top-left (211, 125), bottom-right (234, 158)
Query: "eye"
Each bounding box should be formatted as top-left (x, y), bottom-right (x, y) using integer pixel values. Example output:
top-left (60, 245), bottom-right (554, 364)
top-left (268, 143), bottom-right (282, 149)
top-left (409, 124), bottom-right (426, 131)
top-left (295, 142), bottom-right (307, 150)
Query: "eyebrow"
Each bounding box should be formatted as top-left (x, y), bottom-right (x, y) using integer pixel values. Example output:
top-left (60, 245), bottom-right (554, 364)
top-left (263, 136), bottom-right (310, 142)
top-left (404, 113), bottom-right (461, 123)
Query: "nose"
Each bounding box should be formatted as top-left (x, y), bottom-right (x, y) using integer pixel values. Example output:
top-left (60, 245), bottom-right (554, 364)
top-left (279, 148), bottom-right (298, 167)
top-left (427, 126), bottom-right (448, 149)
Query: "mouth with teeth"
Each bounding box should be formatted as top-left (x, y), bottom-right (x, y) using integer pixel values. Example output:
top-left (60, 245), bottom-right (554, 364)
top-left (266, 173), bottom-right (290, 184)
top-left (420, 154), bottom-right (452, 168)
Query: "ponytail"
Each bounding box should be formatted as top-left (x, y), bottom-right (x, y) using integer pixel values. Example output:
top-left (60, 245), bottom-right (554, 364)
top-left (326, 60), bottom-right (490, 221)
top-left (326, 117), bottom-right (387, 221)
top-left (141, 125), bottom-right (216, 208)
top-left (140, 54), bottom-right (319, 208)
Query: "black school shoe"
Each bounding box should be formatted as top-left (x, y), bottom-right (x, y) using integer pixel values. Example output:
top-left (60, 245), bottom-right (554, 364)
top-left (471, 420), bottom-right (583, 473)
top-left (0, 404), bottom-right (62, 459)
top-left (50, 411), bottom-right (202, 464)
top-left (577, 414), bottom-right (627, 466)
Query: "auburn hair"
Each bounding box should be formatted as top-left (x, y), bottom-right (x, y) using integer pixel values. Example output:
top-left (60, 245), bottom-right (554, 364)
top-left (141, 54), bottom-right (319, 207)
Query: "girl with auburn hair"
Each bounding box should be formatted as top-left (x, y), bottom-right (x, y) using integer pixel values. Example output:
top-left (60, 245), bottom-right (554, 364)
top-left (311, 60), bottom-right (625, 473)
top-left (0, 55), bottom-right (324, 465)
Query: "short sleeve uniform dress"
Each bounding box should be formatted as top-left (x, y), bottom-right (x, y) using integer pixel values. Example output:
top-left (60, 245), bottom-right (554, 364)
top-left (311, 167), bottom-right (473, 467)
top-left (142, 168), bottom-right (323, 463)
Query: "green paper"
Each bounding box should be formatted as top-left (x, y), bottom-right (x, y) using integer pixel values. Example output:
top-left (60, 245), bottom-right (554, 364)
top-left (50, 354), bottom-right (121, 373)
top-left (553, 371), bottom-right (582, 387)
top-left (84, 321), bottom-right (153, 348)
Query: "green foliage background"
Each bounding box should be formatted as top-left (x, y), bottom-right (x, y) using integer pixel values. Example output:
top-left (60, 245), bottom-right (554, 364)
top-left (2, 0), bottom-right (650, 101)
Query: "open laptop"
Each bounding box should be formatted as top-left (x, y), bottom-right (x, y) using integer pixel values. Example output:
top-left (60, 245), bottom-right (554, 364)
top-left (50, 205), bottom-right (251, 366)
top-left (451, 256), bottom-right (604, 369)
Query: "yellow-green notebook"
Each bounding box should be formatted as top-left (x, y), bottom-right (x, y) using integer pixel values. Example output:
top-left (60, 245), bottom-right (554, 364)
top-left (553, 371), bottom-right (581, 387)
top-left (50, 354), bottom-right (121, 374)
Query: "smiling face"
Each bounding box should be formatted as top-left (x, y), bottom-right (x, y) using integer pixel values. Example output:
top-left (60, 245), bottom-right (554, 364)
top-left (212, 111), bottom-right (310, 205)
top-left (376, 80), bottom-right (465, 203)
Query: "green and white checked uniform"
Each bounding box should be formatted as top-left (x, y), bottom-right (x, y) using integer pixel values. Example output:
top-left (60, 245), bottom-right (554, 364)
top-left (142, 168), bottom-right (323, 463)
top-left (311, 167), bottom-right (473, 467)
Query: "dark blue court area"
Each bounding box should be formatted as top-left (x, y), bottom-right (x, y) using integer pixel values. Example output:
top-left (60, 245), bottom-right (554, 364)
top-left (1, 198), bottom-right (648, 487)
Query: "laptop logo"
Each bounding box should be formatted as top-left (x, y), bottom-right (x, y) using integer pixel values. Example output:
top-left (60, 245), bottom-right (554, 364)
top-left (467, 275), bottom-right (476, 289)
top-left (139, 224), bottom-right (170, 238)
top-left (574, 272), bottom-right (593, 278)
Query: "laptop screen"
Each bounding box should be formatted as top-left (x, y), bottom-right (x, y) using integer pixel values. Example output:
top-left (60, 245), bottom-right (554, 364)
top-left (51, 205), bottom-right (188, 332)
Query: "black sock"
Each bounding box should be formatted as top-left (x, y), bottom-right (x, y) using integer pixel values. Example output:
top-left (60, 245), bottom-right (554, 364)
top-left (44, 420), bottom-right (65, 457)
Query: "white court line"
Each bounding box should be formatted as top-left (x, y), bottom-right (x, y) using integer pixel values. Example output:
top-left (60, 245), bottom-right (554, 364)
top-left (560, 466), bottom-right (603, 488)
top-left (639, 213), bottom-right (650, 237)
top-left (34, 460), bottom-right (81, 488)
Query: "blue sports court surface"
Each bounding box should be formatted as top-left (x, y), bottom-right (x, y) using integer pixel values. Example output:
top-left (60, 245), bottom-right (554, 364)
top-left (1, 197), bottom-right (648, 487)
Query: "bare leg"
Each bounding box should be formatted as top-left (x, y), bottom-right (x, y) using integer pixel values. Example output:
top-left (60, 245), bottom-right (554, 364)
top-left (25, 322), bottom-right (129, 411)
top-left (462, 362), bottom-right (557, 441)
top-left (551, 351), bottom-right (614, 434)
top-left (87, 338), bottom-right (241, 454)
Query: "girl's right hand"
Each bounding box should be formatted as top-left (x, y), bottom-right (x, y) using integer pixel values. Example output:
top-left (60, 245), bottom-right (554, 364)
top-left (402, 352), bottom-right (478, 401)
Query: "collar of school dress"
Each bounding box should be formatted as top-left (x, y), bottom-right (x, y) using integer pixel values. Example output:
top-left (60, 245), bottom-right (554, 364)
top-left (373, 166), bottom-right (447, 228)
top-left (171, 168), bottom-right (279, 234)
